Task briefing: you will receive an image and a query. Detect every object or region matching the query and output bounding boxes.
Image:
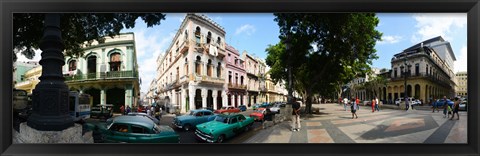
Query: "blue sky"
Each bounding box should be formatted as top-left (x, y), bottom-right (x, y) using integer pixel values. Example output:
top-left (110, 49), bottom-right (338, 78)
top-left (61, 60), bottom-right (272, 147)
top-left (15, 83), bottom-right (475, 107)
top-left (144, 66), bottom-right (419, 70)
top-left (16, 13), bottom-right (468, 94)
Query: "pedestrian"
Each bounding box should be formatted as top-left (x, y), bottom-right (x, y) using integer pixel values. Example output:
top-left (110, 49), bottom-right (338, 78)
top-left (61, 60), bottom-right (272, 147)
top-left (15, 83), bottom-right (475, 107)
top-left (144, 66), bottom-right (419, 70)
top-left (371, 98), bottom-right (376, 113)
top-left (291, 99), bottom-right (301, 132)
top-left (263, 108), bottom-right (274, 129)
top-left (432, 98), bottom-right (438, 113)
top-left (405, 97), bottom-right (410, 111)
top-left (351, 98), bottom-right (358, 119)
top-left (343, 97), bottom-right (349, 111)
top-left (442, 96), bottom-right (448, 118)
top-left (150, 106), bottom-right (156, 117)
top-left (356, 97), bottom-right (360, 110)
top-left (450, 97), bottom-right (460, 120)
top-left (126, 105), bottom-right (131, 114)
top-left (375, 97), bottom-right (380, 111)
top-left (120, 105), bottom-right (125, 115)
top-left (147, 106), bottom-right (151, 116)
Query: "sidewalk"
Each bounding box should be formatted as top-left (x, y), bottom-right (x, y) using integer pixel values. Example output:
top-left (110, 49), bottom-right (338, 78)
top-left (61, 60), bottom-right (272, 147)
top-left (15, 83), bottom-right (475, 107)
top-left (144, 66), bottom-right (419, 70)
top-left (244, 103), bottom-right (467, 143)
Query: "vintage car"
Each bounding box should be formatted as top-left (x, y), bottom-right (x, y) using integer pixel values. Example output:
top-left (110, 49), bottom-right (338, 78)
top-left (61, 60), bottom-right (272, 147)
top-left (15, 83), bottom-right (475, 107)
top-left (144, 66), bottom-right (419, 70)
top-left (85, 116), bottom-right (179, 143)
top-left (195, 114), bottom-right (254, 143)
top-left (269, 103), bottom-right (285, 114)
top-left (214, 106), bottom-right (240, 114)
top-left (90, 104), bottom-right (114, 119)
top-left (434, 99), bottom-right (454, 108)
top-left (127, 112), bottom-right (160, 125)
top-left (172, 109), bottom-right (217, 131)
top-left (459, 101), bottom-right (467, 111)
top-left (238, 105), bottom-right (247, 112)
top-left (249, 108), bottom-right (266, 122)
top-left (252, 104), bottom-right (261, 110)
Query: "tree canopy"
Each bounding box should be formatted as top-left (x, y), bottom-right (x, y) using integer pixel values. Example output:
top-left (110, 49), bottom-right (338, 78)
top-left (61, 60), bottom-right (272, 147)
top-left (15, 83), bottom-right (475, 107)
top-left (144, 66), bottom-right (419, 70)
top-left (13, 13), bottom-right (166, 61)
top-left (265, 13), bottom-right (382, 114)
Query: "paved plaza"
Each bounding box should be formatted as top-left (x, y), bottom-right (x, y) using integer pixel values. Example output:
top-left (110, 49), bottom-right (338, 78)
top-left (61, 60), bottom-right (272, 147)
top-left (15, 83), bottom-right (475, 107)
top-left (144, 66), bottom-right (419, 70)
top-left (245, 103), bottom-right (467, 143)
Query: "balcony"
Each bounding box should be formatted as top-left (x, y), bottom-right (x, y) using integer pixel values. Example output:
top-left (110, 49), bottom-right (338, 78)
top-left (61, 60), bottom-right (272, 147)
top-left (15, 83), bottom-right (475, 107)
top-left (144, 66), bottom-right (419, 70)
top-left (228, 83), bottom-right (247, 90)
top-left (179, 40), bottom-right (190, 54)
top-left (389, 73), bottom-right (452, 88)
top-left (64, 70), bottom-right (137, 82)
top-left (259, 86), bottom-right (267, 92)
top-left (192, 74), bottom-right (225, 85)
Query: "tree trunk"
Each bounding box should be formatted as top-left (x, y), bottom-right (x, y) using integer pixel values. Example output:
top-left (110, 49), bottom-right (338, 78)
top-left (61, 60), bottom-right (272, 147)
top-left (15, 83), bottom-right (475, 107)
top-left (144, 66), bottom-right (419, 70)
top-left (304, 90), bottom-right (313, 114)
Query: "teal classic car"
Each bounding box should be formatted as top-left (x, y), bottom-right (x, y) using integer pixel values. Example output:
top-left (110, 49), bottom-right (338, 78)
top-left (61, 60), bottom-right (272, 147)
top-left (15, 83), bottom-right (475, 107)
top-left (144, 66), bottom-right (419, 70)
top-left (195, 114), bottom-right (254, 143)
top-left (172, 109), bottom-right (217, 131)
top-left (85, 116), bottom-right (179, 143)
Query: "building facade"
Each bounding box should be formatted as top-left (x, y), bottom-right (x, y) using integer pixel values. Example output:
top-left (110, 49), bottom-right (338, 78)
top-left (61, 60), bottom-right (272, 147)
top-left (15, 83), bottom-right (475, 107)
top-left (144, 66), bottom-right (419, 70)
top-left (156, 14), bottom-right (227, 113)
top-left (264, 74), bottom-right (288, 103)
top-left (241, 51), bottom-right (266, 106)
top-left (225, 45), bottom-right (247, 107)
top-left (385, 36), bottom-right (456, 104)
top-left (13, 61), bottom-right (39, 86)
top-left (455, 71), bottom-right (467, 97)
top-left (15, 66), bottom-right (42, 94)
top-left (63, 33), bottom-right (140, 112)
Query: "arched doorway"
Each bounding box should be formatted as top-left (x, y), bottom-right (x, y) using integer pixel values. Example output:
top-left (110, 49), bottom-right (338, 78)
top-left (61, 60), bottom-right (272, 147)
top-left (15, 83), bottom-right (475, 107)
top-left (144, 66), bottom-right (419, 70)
top-left (195, 89), bottom-right (202, 109)
top-left (84, 88), bottom-right (100, 106)
top-left (207, 90), bottom-right (213, 109)
top-left (407, 85), bottom-right (412, 97)
top-left (87, 55), bottom-right (97, 79)
top-left (106, 87), bottom-right (125, 113)
top-left (415, 84), bottom-right (421, 99)
top-left (217, 91), bottom-right (222, 109)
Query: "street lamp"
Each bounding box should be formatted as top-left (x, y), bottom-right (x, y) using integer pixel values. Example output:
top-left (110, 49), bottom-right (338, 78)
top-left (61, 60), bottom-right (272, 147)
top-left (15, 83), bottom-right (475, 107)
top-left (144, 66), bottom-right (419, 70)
top-left (401, 56), bottom-right (411, 110)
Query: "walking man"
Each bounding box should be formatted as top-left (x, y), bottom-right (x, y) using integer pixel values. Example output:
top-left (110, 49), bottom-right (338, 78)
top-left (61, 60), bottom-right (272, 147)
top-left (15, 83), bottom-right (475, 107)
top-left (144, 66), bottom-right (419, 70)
top-left (450, 97), bottom-right (460, 120)
top-left (356, 97), bottom-right (360, 110)
top-left (375, 96), bottom-right (380, 111)
top-left (351, 98), bottom-right (358, 119)
top-left (291, 100), bottom-right (301, 132)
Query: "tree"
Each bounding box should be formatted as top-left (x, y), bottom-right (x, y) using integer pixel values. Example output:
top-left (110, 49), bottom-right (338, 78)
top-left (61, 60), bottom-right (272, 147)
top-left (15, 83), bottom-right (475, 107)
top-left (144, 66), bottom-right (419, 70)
top-left (364, 74), bottom-right (388, 99)
top-left (13, 13), bottom-right (166, 61)
top-left (266, 13), bottom-right (382, 114)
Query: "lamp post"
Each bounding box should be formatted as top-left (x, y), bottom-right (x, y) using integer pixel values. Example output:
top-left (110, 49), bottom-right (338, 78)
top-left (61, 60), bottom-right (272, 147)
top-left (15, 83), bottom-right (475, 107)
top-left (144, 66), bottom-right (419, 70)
top-left (401, 56), bottom-right (411, 110)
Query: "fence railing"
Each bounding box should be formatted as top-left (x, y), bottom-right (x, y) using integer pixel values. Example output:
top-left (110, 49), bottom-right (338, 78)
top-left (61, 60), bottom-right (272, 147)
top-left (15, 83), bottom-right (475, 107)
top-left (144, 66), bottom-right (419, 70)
top-left (64, 70), bottom-right (137, 81)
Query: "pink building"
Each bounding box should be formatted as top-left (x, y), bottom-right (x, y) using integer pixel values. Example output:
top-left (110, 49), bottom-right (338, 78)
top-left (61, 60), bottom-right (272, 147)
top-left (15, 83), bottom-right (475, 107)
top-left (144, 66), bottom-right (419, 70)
top-left (224, 44), bottom-right (247, 107)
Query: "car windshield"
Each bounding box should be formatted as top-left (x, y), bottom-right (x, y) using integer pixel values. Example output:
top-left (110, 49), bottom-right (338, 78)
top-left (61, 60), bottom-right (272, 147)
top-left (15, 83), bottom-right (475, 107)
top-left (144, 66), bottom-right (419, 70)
top-left (214, 116), bottom-right (228, 123)
top-left (189, 111), bottom-right (195, 116)
top-left (255, 109), bottom-right (264, 113)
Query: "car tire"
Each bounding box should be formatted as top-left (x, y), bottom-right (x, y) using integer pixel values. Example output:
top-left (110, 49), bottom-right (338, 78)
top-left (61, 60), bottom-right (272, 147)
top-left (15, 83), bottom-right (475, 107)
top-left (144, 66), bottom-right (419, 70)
top-left (217, 135), bottom-right (225, 143)
top-left (184, 124), bottom-right (192, 131)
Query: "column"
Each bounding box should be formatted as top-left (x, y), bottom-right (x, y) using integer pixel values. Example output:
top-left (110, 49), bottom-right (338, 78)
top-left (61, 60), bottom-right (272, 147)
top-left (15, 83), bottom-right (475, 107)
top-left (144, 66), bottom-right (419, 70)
top-left (213, 91), bottom-right (218, 110)
top-left (202, 89), bottom-right (207, 108)
top-left (244, 94), bottom-right (248, 107)
top-left (189, 86), bottom-right (195, 111)
top-left (125, 85), bottom-right (133, 107)
top-left (171, 90), bottom-right (176, 105)
top-left (230, 94), bottom-right (235, 106)
top-left (101, 88), bottom-right (106, 105)
top-left (181, 89), bottom-right (187, 113)
top-left (222, 91), bottom-right (228, 107)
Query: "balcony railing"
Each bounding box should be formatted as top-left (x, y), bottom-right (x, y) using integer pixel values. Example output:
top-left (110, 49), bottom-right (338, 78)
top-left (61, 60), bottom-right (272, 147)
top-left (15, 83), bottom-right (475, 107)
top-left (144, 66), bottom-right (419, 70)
top-left (192, 74), bottom-right (225, 84)
top-left (179, 40), bottom-right (190, 54)
top-left (65, 70), bottom-right (137, 81)
top-left (228, 83), bottom-right (247, 90)
top-left (390, 72), bottom-right (452, 88)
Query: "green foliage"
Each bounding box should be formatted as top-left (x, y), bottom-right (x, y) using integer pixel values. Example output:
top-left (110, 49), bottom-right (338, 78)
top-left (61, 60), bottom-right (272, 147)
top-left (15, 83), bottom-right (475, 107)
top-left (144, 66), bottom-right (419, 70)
top-left (13, 13), bottom-right (166, 61)
top-left (266, 13), bottom-right (382, 113)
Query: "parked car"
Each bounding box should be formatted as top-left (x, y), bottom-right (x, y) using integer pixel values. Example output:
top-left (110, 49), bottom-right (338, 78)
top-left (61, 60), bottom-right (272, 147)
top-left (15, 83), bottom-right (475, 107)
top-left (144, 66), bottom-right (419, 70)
top-left (269, 103), bottom-right (285, 114)
top-left (195, 114), bottom-right (254, 143)
top-left (126, 112), bottom-right (160, 125)
top-left (395, 97), bottom-right (418, 106)
top-left (214, 106), bottom-right (240, 114)
top-left (85, 116), bottom-right (179, 143)
top-left (172, 109), bottom-right (217, 131)
top-left (260, 102), bottom-right (270, 108)
top-left (252, 104), bottom-right (261, 110)
top-left (433, 99), bottom-right (454, 108)
top-left (91, 104), bottom-right (114, 119)
top-left (459, 101), bottom-right (467, 111)
top-left (201, 107), bottom-right (214, 112)
top-left (238, 105), bottom-right (247, 112)
top-left (249, 108), bottom-right (266, 122)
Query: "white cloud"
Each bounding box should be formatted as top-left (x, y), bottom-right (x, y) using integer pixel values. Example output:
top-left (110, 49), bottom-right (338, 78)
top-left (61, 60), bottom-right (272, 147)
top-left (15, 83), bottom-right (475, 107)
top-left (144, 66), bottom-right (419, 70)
top-left (454, 45), bottom-right (467, 73)
top-left (235, 24), bottom-right (256, 36)
top-left (378, 35), bottom-right (402, 44)
top-left (137, 32), bottom-right (175, 93)
top-left (411, 13), bottom-right (467, 43)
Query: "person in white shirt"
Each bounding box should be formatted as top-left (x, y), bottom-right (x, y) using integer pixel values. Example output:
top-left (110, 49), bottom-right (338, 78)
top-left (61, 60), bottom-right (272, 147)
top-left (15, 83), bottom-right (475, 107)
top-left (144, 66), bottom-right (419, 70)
top-left (343, 97), bottom-right (349, 111)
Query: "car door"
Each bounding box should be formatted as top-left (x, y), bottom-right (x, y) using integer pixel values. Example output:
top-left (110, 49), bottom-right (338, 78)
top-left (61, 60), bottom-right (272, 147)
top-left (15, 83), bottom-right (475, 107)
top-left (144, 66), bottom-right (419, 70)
top-left (229, 117), bottom-right (242, 136)
top-left (194, 111), bottom-right (204, 125)
top-left (129, 124), bottom-right (155, 143)
top-left (107, 123), bottom-right (131, 143)
top-left (201, 111), bottom-right (213, 123)
top-left (237, 115), bottom-right (249, 130)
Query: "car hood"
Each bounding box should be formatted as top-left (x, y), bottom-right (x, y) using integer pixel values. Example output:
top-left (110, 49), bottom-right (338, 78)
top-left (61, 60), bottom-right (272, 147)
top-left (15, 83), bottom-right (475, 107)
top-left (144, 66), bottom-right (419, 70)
top-left (196, 121), bottom-right (227, 133)
top-left (157, 125), bottom-right (175, 133)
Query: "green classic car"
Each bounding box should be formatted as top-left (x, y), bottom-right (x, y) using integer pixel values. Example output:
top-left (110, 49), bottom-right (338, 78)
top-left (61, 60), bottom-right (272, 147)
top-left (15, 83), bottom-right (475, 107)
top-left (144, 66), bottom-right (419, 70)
top-left (86, 116), bottom-right (179, 143)
top-left (195, 114), bottom-right (254, 143)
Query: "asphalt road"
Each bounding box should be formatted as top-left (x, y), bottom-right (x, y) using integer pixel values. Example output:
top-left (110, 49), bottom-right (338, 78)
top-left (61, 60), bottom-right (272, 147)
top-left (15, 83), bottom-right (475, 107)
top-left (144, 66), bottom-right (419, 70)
top-left (161, 109), bottom-right (264, 143)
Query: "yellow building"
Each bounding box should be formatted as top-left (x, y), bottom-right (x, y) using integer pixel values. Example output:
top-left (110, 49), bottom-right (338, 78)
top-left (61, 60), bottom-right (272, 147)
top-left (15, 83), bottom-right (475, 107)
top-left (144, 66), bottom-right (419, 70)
top-left (15, 66), bottom-right (42, 94)
top-left (455, 71), bottom-right (467, 97)
top-left (384, 36), bottom-right (456, 104)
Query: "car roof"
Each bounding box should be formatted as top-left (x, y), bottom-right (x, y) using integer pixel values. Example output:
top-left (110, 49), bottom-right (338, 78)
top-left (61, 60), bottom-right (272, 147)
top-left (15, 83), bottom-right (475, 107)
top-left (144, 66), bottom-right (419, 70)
top-left (217, 113), bottom-right (243, 118)
top-left (112, 116), bottom-right (154, 128)
top-left (193, 109), bottom-right (212, 113)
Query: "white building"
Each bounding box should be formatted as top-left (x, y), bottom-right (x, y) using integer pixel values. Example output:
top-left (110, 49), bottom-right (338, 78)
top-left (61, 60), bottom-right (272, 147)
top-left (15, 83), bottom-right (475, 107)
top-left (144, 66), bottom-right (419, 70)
top-left (156, 14), bottom-right (227, 113)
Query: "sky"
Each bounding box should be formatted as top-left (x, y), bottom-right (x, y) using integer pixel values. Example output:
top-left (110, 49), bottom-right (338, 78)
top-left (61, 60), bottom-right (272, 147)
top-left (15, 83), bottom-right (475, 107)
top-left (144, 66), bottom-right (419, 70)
top-left (16, 13), bottom-right (468, 94)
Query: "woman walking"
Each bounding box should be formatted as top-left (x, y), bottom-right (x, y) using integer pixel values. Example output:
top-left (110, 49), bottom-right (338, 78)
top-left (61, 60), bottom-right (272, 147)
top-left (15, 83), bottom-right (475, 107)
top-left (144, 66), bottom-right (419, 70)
top-left (450, 97), bottom-right (460, 120)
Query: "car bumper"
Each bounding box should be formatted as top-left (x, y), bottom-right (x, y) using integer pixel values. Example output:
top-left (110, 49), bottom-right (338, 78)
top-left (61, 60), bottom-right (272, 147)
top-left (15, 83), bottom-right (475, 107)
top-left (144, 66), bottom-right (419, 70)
top-left (194, 130), bottom-right (215, 143)
top-left (172, 122), bottom-right (183, 129)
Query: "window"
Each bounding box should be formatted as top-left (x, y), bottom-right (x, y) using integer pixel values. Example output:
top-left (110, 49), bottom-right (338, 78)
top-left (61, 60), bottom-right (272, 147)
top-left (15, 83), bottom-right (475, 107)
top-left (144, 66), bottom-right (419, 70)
top-left (204, 111), bottom-right (212, 116)
top-left (109, 124), bottom-right (129, 133)
top-left (68, 60), bottom-right (77, 71)
top-left (217, 37), bottom-right (221, 45)
top-left (131, 125), bottom-right (148, 134)
top-left (195, 56), bottom-right (201, 75)
top-left (217, 63), bottom-right (222, 78)
top-left (394, 68), bottom-right (397, 78)
top-left (185, 30), bottom-right (188, 40)
top-left (415, 63), bottom-right (419, 76)
top-left (195, 26), bottom-right (201, 44)
top-left (109, 52), bottom-right (122, 71)
top-left (207, 32), bottom-right (212, 44)
top-left (195, 112), bottom-right (203, 116)
top-left (207, 59), bottom-right (212, 77)
top-left (229, 117), bottom-right (238, 124)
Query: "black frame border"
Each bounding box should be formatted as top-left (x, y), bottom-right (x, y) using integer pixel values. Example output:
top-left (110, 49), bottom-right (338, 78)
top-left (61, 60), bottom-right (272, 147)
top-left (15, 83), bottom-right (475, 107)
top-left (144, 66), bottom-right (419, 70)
top-left (1, 0), bottom-right (479, 156)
